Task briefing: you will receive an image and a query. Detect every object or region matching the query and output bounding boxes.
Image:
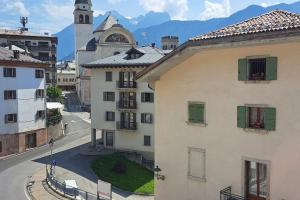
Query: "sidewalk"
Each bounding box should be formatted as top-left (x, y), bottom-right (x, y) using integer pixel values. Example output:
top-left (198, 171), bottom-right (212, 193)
top-left (29, 165), bottom-right (154, 200)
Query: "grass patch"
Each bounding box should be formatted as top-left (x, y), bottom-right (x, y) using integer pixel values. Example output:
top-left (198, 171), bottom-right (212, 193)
top-left (91, 153), bottom-right (154, 195)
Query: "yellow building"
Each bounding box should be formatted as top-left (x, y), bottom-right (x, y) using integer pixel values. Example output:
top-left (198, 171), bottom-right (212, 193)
top-left (138, 10), bottom-right (300, 200)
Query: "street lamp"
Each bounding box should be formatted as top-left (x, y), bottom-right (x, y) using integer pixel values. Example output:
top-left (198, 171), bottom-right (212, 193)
top-left (154, 165), bottom-right (165, 181)
top-left (49, 139), bottom-right (54, 175)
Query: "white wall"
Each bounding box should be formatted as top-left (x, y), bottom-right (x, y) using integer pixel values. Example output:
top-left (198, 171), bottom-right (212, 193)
top-left (91, 68), bottom-right (154, 155)
top-left (0, 66), bottom-right (46, 134)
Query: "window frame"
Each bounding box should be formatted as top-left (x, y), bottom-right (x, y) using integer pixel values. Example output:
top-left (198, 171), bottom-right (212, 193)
top-left (144, 135), bottom-right (151, 146)
top-left (187, 102), bottom-right (206, 126)
top-left (36, 89), bottom-right (45, 98)
top-left (105, 111), bottom-right (115, 122)
top-left (35, 70), bottom-right (44, 79)
top-left (103, 92), bottom-right (115, 102)
top-left (4, 90), bottom-right (17, 100)
top-left (36, 110), bottom-right (45, 120)
top-left (141, 113), bottom-right (153, 124)
top-left (141, 92), bottom-right (154, 103)
top-left (188, 147), bottom-right (206, 182)
top-left (105, 71), bottom-right (113, 82)
top-left (5, 114), bottom-right (17, 124)
top-left (3, 68), bottom-right (16, 78)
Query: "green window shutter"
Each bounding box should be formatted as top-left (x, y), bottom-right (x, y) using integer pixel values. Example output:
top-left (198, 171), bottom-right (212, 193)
top-left (264, 107), bottom-right (276, 131)
top-left (188, 103), bottom-right (204, 123)
top-left (266, 57), bottom-right (278, 80)
top-left (237, 106), bottom-right (247, 128)
top-left (238, 58), bottom-right (248, 81)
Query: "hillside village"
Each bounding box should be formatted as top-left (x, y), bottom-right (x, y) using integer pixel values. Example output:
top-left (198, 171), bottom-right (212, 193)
top-left (0, 0), bottom-right (300, 200)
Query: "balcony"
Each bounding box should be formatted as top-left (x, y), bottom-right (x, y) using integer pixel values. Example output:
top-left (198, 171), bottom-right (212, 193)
top-left (117, 81), bottom-right (137, 89)
top-left (28, 45), bottom-right (51, 51)
top-left (117, 121), bottom-right (137, 131)
top-left (220, 187), bottom-right (245, 200)
top-left (117, 100), bottom-right (137, 110)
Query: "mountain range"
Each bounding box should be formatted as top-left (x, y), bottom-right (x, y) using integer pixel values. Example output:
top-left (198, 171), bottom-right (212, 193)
top-left (56, 1), bottom-right (300, 61)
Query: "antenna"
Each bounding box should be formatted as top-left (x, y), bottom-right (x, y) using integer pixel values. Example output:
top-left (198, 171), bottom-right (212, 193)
top-left (20, 17), bottom-right (28, 32)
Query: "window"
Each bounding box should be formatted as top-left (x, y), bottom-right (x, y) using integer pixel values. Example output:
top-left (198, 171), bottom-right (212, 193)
top-left (188, 148), bottom-right (206, 181)
top-left (141, 93), bottom-right (154, 103)
top-left (238, 57), bottom-right (277, 81)
top-left (36, 110), bottom-right (45, 120)
top-left (3, 68), bottom-right (16, 77)
top-left (237, 106), bottom-right (276, 131)
top-left (79, 14), bottom-right (84, 23)
top-left (105, 112), bottom-right (115, 121)
top-left (103, 92), bottom-right (115, 101)
top-left (35, 70), bottom-right (44, 78)
top-left (4, 90), bottom-right (16, 100)
top-left (85, 15), bottom-right (90, 24)
top-left (106, 72), bottom-right (112, 82)
top-left (0, 141), bottom-right (2, 153)
top-left (188, 102), bottom-right (205, 124)
top-left (36, 89), bottom-right (45, 98)
top-left (58, 78), bottom-right (61, 82)
top-left (5, 114), bottom-right (17, 123)
top-left (144, 135), bottom-right (151, 146)
top-left (141, 113), bottom-right (153, 124)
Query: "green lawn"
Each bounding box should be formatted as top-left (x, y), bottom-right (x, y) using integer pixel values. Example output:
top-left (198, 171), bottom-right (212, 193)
top-left (91, 154), bottom-right (154, 195)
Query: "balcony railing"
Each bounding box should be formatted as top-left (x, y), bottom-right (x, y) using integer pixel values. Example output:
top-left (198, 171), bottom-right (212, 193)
top-left (117, 121), bottom-right (137, 131)
top-left (117, 100), bottom-right (137, 109)
top-left (28, 45), bottom-right (51, 51)
top-left (220, 187), bottom-right (245, 200)
top-left (117, 81), bottom-right (137, 89)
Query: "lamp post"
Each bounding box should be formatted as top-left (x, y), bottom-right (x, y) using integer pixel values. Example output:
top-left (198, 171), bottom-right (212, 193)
top-left (49, 139), bottom-right (54, 175)
top-left (154, 165), bottom-right (165, 180)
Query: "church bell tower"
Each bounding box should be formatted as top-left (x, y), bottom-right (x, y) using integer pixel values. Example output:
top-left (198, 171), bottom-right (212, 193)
top-left (74, 0), bottom-right (93, 54)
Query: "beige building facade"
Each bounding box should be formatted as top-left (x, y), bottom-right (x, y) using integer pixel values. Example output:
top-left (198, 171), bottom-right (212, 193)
top-left (138, 10), bottom-right (300, 200)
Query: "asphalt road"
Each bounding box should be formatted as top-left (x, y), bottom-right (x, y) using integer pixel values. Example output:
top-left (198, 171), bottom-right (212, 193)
top-left (0, 111), bottom-right (92, 200)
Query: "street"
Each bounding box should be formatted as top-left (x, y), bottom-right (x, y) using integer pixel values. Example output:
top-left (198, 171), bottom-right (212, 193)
top-left (0, 107), bottom-right (92, 200)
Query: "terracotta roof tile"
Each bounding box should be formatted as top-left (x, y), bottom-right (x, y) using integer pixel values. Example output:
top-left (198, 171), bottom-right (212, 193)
top-left (191, 10), bottom-right (300, 41)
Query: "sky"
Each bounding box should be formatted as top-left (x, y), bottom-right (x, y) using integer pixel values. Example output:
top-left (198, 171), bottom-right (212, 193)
top-left (0, 0), bottom-right (298, 34)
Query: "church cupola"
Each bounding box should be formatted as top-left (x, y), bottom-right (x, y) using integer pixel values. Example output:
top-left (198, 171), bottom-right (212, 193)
top-left (74, 0), bottom-right (93, 24)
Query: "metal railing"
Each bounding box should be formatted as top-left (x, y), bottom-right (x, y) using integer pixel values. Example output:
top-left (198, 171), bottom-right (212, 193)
top-left (220, 187), bottom-right (245, 200)
top-left (46, 168), bottom-right (99, 200)
top-left (117, 100), bottom-right (137, 109)
top-left (116, 121), bottom-right (137, 131)
top-left (116, 81), bottom-right (137, 89)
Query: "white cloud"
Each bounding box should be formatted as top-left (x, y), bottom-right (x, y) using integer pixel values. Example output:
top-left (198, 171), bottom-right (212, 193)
top-left (0, 0), bottom-right (30, 16)
top-left (139, 0), bottom-right (188, 20)
top-left (261, 3), bottom-right (268, 7)
top-left (94, 10), bottom-right (104, 17)
top-left (108, 0), bottom-right (123, 4)
top-left (200, 0), bottom-right (231, 20)
top-left (42, 0), bottom-right (74, 21)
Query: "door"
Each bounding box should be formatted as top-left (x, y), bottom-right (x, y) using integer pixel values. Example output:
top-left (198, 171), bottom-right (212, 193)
top-left (120, 92), bottom-right (136, 108)
top-left (245, 161), bottom-right (268, 200)
top-left (121, 112), bottom-right (136, 129)
top-left (105, 131), bottom-right (114, 148)
top-left (25, 133), bottom-right (37, 149)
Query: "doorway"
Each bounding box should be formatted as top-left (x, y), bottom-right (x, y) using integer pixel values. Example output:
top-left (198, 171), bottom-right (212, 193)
top-left (245, 160), bottom-right (269, 200)
top-left (105, 131), bottom-right (114, 148)
top-left (25, 133), bottom-right (37, 149)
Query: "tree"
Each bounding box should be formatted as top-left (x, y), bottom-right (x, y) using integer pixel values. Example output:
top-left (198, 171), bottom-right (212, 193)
top-left (47, 86), bottom-right (62, 102)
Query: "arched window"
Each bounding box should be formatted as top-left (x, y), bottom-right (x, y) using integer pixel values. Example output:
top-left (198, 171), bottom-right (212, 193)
top-left (79, 15), bottom-right (84, 23)
top-left (85, 15), bottom-right (90, 24)
top-left (105, 33), bottom-right (129, 43)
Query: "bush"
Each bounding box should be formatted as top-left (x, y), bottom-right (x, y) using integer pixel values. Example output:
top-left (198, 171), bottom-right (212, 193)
top-left (112, 160), bottom-right (127, 174)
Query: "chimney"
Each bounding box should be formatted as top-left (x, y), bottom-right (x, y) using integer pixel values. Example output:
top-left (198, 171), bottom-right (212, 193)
top-left (151, 43), bottom-right (156, 48)
top-left (13, 50), bottom-right (20, 59)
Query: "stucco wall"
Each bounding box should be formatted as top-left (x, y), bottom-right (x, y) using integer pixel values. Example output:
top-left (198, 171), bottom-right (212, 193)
top-left (91, 68), bottom-right (154, 156)
top-left (0, 66), bottom-right (46, 135)
top-left (154, 41), bottom-right (300, 200)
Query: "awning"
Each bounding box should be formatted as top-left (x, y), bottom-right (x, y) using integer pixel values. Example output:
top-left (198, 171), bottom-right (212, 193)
top-left (47, 102), bottom-right (63, 109)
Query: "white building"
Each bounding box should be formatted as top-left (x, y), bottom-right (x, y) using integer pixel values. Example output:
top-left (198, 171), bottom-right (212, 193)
top-left (0, 47), bottom-right (47, 157)
top-left (74, 0), bottom-right (136, 108)
top-left (83, 46), bottom-right (167, 160)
